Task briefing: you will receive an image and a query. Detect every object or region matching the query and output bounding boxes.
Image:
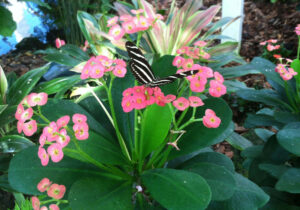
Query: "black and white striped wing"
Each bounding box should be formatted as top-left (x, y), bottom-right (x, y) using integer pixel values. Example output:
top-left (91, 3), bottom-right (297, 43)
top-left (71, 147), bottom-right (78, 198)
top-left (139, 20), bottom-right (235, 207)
top-left (125, 41), bottom-right (156, 84)
top-left (148, 70), bottom-right (198, 87)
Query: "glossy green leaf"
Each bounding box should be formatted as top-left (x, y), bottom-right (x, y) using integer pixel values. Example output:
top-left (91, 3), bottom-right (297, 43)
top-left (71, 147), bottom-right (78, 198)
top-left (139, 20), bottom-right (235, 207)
top-left (60, 44), bottom-right (90, 61)
top-left (0, 135), bottom-right (34, 153)
top-left (142, 168), bottom-right (211, 210)
top-left (291, 59), bottom-right (300, 83)
top-left (0, 6), bottom-right (16, 36)
top-left (65, 131), bottom-right (127, 165)
top-left (44, 53), bottom-right (82, 66)
top-left (277, 123), bottom-right (300, 156)
top-left (41, 99), bottom-right (114, 141)
top-left (182, 162), bottom-right (236, 201)
top-left (208, 173), bottom-right (269, 210)
top-left (244, 113), bottom-right (283, 129)
top-left (259, 163), bottom-right (289, 179)
top-left (241, 145), bottom-right (263, 159)
top-left (276, 168), bottom-right (300, 193)
top-left (140, 104), bottom-right (172, 158)
top-left (69, 177), bottom-right (132, 210)
top-left (202, 17), bottom-right (234, 39)
top-left (169, 98), bottom-right (233, 159)
top-left (0, 65), bottom-right (7, 102)
top-left (254, 128), bottom-right (274, 142)
top-left (7, 65), bottom-right (48, 105)
top-left (226, 132), bottom-right (253, 150)
top-left (207, 41), bottom-right (238, 56)
top-left (8, 146), bottom-right (103, 195)
top-left (34, 75), bottom-right (81, 95)
top-left (0, 104), bottom-right (7, 115)
top-left (0, 105), bottom-right (16, 127)
top-left (223, 80), bottom-right (248, 93)
top-left (177, 152), bottom-right (235, 173)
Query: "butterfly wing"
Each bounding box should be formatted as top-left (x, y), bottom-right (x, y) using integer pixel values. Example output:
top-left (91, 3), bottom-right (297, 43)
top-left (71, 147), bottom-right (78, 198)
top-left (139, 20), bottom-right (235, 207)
top-left (125, 41), bottom-right (156, 84)
top-left (148, 70), bottom-right (198, 87)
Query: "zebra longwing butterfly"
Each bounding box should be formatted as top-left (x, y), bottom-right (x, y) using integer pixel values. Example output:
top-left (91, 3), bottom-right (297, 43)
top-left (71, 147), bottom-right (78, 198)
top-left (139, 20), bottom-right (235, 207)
top-left (125, 41), bottom-right (198, 87)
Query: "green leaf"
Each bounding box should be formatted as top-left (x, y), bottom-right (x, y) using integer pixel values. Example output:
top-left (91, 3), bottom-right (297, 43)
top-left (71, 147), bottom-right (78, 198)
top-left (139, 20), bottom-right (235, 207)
top-left (226, 132), bottom-right (253, 150)
top-left (65, 131), bottom-right (127, 165)
top-left (169, 98), bottom-right (233, 159)
top-left (276, 168), bottom-right (300, 193)
top-left (182, 162), bottom-right (236, 201)
top-left (208, 173), bottom-right (269, 210)
top-left (0, 135), bottom-right (34, 153)
top-left (277, 122), bottom-right (300, 156)
top-left (259, 163), bottom-right (289, 179)
top-left (177, 152), bottom-right (235, 173)
top-left (291, 59), bottom-right (300, 83)
top-left (34, 75), bottom-right (81, 95)
top-left (41, 99), bottom-right (114, 141)
top-left (140, 104), bottom-right (172, 158)
top-left (7, 65), bottom-right (48, 105)
top-left (142, 168), bottom-right (211, 210)
top-left (20, 0), bottom-right (51, 9)
top-left (69, 177), bottom-right (132, 210)
top-left (0, 104), bottom-right (7, 115)
top-left (0, 65), bottom-right (7, 102)
top-left (241, 145), bottom-right (263, 159)
top-left (60, 44), bottom-right (90, 61)
top-left (207, 41), bottom-right (238, 56)
top-left (254, 128), bottom-right (274, 142)
top-left (244, 113), bottom-right (283, 129)
top-left (0, 6), bottom-right (16, 36)
top-left (8, 146), bottom-right (103, 195)
top-left (44, 53), bottom-right (82, 66)
top-left (0, 105), bottom-right (16, 127)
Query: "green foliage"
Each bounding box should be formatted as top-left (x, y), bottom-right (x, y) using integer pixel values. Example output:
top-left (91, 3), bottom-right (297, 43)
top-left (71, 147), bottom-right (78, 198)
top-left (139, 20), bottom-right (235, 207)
top-left (0, 5), bottom-right (17, 37)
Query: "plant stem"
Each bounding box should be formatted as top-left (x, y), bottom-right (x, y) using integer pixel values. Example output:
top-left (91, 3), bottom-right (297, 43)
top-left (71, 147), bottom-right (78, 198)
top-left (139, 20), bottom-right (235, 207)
top-left (284, 81), bottom-right (299, 113)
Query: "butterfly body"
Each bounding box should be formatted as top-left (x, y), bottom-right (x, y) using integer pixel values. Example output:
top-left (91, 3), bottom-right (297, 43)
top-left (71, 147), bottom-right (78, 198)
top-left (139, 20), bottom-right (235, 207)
top-left (125, 41), bottom-right (197, 87)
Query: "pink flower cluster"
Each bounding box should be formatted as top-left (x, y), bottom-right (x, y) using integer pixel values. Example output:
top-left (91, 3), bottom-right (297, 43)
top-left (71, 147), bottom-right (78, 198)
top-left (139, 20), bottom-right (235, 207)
top-left (81, 55), bottom-right (127, 79)
top-left (38, 114), bottom-right (89, 166)
top-left (172, 96), bottom-right (204, 111)
top-left (55, 38), bottom-right (65, 49)
top-left (32, 178), bottom-right (66, 210)
top-left (295, 24), bottom-right (300, 36)
top-left (275, 64), bottom-right (298, 81)
top-left (15, 92), bottom-right (48, 136)
top-left (202, 109), bottom-right (221, 128)
top-left (121, 85), bottom-right (205, 112)
top-left (107, 9), bottom-right (163, 40)
top-left (121, 86), bottom-right (167, 112)
top-left (176, 41), bottom-right (210, 60)
top-left (260, 39), bottom-right (280, 51)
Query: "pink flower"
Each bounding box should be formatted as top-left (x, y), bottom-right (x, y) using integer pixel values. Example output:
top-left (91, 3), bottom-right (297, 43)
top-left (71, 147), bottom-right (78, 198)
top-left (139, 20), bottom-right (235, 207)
top-left (214, 71), bottom-right (224, 83)
top-left (173, 97), bottom-right (189, 111)
top-left (188, 96), bottom-right (204, 107)
top-left (189, 77), bottom-right (207, 93)
top-left (133, 95), bottom-right (147, 109)
top-left (122, 21), bottom-right (137, 34)
top-left (288, 67), bottom-right (298, 76)
top-left (15, 104), bottom-right (24, 120)
top-left (281, 72), bottom-right (293, 80)
top-left (120, 14), bottom-right (133, 22)
top-left (131, 9), bottom-right (144, 15)
top-left (37, 178), bottom-right (52, 192)
top-left (107, 16), bottom-right (118, 27)
top-left (55, 38), bottom-right (65, 48)
top-left (23, 120), bottom-right (37, 136)
top-left (172, 56), bottom-right (185, 67)
top-left (56, 129), bottom-right (70, 148)
top-left (164, 94), bottom-right (176, 103)
top-left (260, 41), bottom-right (267, 46)
top-left (133, 86), bottom-right (145, 94)
top-left (73, 123), bottom-right (89, 140)
top-left (20, 107), bottom-right (33, 122)
top-left (268, 39), bottom-right (277, 43)
top-left (203, 109), bottom-right (221, 128)
top-left (267, 44), bottom-right (279, 51)
top-left (182, 58), bottom-right (194, 70)
top-left (31, 196), bottom-right (40, 210)
top-left (122, 97), bottom-right (135, 112)
top-left (39, 134), bottom-right (47, 147)
top-left (295, 24), bottom-right (300, 35)
top-left (49, 204), bottom-right (60, 210)
top-left (40, 206), bottom-right (48, 210)
top-left (57, 115), bottom-right (70, 128)
top-left (72, 114), bottom-right (87, 124)
top-left (114, 59), bottom-right (126, 67)
top-left (47, 143), bottom-right (64, 162)
top-left (43, 122), bottom-right (59, 141)
top-left (38, 147), bottom-right (49, 166)
top-left (176, 46), bottom-right (188, 55)
top-left (194, 40), bottom-right (207, 47)
top-left (136, 16), bottom-right (150, 31)
top-left (47, 184), bottom-right (66, 200)
top-left (108, 24), bottom-right (125, 40)
top-left (113, 65), bottom-right (127, 77)
top-left (17, 121), bottom-right (23, 133)
top-left (27, 92), bottom-right (48, 106)
top-left (154, 91), bottom-right (166, 106)
top-left (89, 63), bottom-right (105, 79)
top-left (123, 88), bottom-right (134, 97)
top-left (209, 80), bottom-right (227, 97)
